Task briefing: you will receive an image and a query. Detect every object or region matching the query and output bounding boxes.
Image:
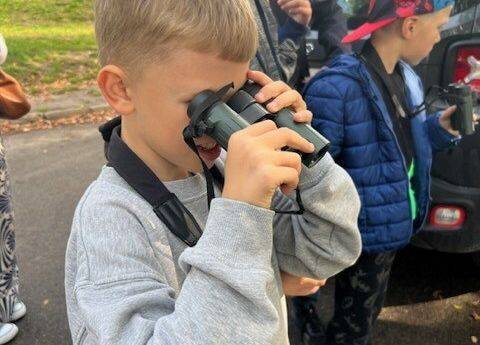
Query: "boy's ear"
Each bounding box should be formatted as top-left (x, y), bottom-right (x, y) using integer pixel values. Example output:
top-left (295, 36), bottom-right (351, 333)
top-left (97, 65), bottom-right (135, 116)
top-left (401, 17), bottom-right (419, 40)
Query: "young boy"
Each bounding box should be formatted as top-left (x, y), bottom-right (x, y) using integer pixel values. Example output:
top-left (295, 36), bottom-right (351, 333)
top-left (64, 1), bottom-right (362, 344)
top-left (300, 1), bottom-right (458, 344)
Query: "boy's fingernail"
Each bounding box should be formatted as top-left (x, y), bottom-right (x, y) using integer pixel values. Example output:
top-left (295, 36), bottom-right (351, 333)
top-left (310, 143), bottom-right (315, 151)
top-left (268, 101), bottom-right (278, 111)
top-left (256, 93), bottom-right (265, 102)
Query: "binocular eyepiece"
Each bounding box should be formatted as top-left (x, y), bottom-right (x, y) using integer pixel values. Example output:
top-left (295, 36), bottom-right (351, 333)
top-left (446, 83), bottom-right (477, 136)
top-left (185, 81), bottom-right (330, 168)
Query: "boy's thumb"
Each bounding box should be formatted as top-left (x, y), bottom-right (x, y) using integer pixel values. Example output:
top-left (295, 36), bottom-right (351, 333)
top-left (443, 105), bottom-right (457, 117)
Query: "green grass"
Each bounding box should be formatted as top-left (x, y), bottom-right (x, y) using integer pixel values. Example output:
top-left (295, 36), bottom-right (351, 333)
top-left (0, 0), bottom-right (98, 95)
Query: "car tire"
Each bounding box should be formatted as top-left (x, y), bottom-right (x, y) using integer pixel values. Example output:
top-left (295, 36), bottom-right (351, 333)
top-left (472, 251), bottom-right (480, 267)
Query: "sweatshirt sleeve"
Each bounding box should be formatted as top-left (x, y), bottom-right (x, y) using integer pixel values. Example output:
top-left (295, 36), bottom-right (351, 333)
top-left (272, 153), bottom-right (362, 280)
top-left (74, 197), bottom-right (283, 344)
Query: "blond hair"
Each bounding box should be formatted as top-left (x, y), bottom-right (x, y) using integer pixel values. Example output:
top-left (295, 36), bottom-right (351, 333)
top-left (94, 0), bottom-right (258, 72)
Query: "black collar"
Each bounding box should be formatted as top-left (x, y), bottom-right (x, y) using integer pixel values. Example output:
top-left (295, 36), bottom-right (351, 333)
top-left (100, 118), bottom-right (203, 247)
top-left (360, 40), bottom-right (412, 119)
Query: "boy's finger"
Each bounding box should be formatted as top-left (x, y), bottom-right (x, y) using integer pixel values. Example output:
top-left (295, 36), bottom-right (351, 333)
top-left (267, 90), bottom-right (307, 113)
top-left (277, 0), bottom-right (295, 6)
top-left (256, 80), bottom-right (290, 103)
top-left (247, 70), bottom-right (273, 87)
top-left (293, 110), bottom-right (313, 123)
top-left (276, 167), bottom-right (300, 195)
top-left (261, 127), bottom-right (314, 152)
top-left (274, 151), bottom-right (302, 174)
top-left (280, 0), bottom-right (310, 11)
top-left (287, 7), bottom-right (312, 16)
top-left (239, 119), bottom-right (277, 137)
top-left (301, 277), bottom-right (327, 287)
top-left (442, 105), bottom-right (457, 117)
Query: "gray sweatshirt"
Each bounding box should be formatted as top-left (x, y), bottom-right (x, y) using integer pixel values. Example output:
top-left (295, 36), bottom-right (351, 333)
top-left (65, 153), bottom-right (361, 344)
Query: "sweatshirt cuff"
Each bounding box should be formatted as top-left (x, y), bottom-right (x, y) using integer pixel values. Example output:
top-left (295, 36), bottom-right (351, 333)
top-left (278, 17), bottom-right (309, 43)
top-left (180, 198), bottom-right (275, 271)
top-left (299, 152), bottom-right (335, 189)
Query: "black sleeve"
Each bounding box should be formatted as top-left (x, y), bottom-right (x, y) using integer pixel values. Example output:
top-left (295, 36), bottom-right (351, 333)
top-left (311, 0), bottom-right (352, 59)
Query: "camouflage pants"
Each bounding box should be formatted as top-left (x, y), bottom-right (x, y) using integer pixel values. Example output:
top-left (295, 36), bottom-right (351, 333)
top-left (293, 251), bottom-right (396, 345)
top-left (326, 251), bottom-right (397, 345)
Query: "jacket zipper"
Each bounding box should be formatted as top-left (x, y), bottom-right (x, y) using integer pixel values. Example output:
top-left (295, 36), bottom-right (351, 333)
top-left (358, 63), bottom-right (414, 228)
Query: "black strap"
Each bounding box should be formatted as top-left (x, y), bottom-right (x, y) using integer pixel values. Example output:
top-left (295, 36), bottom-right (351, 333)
top-left (100, 119), bottom-right (203, 247)
top-left (359, 42), bottom-right (413, 119)
top-left (182, 134), bottom-right (216, 208)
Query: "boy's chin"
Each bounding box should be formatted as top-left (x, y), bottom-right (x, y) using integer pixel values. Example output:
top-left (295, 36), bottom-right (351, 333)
top-left (404, 55), bottom-right (428, 67)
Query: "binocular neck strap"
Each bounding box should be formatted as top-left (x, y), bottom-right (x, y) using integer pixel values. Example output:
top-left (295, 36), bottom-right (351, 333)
top-left (102, 122), bottom-right (203, 247)
top-left (359, 41), bottom-right (413, 119)
top-left (182, 132), bottom-right (216, 209)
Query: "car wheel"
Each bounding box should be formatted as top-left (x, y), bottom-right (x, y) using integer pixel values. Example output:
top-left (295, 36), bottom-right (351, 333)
top-left (472, 251), bottom-right (480, 267)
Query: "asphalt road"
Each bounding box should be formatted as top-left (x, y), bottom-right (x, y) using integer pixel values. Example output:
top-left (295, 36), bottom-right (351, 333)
top-left (1, 124), bottom-right (479, 345)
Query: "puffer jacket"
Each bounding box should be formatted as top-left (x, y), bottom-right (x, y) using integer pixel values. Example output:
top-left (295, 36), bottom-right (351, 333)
top-left (304, 54), bottom-right (457, 253)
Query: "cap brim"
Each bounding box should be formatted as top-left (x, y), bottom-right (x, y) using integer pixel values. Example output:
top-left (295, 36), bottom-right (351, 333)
top-left (342, 17), bottom-right (397, 44)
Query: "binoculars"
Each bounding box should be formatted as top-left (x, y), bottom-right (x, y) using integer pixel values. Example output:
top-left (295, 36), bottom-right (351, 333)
top-left (185, 81), bottom-right (330, 168)
top-left (446, 83), bottom-right (477, 136)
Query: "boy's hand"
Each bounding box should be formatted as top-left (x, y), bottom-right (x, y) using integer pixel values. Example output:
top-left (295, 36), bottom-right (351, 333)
top-left (439, 106), bottom-right (479, 137)
top-left (223, 120), bottom-right (314, 208)
top-left (249, 70), bottom-right (313, 124)
top-left (223, 71), bottom-right (314, 209)
top-left (281, 271), bottom-right (326, 297)
top-left (277, 0), bottom-right (313, 27)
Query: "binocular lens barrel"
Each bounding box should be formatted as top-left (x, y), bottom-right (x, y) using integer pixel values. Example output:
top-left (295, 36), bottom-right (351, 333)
top-left (187, 81), bottom-right (331, 168)
top-left (228, 81), bottom-right (330, 167)
top-left (447, 84), bottom-right (476, 136)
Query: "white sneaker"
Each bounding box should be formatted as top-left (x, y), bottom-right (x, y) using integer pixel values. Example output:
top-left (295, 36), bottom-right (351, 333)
top-left (10, 301), bottom-right (26, 322)
top-left (0, 323), bottom-right (18, 344)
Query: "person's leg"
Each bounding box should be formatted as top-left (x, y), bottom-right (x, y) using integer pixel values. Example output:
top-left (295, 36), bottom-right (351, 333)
top-left (326, 251), bottom-right (396, 345)
top-left (291, 293), bottom-right (326, 344)
top-left (0, 141), bottom-right (20, 323)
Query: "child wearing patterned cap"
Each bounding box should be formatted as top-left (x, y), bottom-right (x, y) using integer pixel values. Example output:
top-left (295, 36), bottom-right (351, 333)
top-left (297, 1), bottom-right (460, 344)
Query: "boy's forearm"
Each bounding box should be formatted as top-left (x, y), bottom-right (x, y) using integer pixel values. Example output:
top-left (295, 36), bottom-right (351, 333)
top-left (273, 153), bottom-right (362, 280)
top-left (76, 198), bottom-right (285, 344)
top-left (171, 198), bottom-right (284, 342)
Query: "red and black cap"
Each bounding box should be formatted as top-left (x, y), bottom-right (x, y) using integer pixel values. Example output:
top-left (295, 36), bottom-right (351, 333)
top-left (342, 0), bottom-right (455, 43)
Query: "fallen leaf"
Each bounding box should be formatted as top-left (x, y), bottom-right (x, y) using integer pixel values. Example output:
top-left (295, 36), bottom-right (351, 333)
top-left (472, 336), bottom-right (478, 344)
top-left (0, 109), bottom-right (115, 136)
top-left (43, 299), bottom-right (49, 306)
top-left (453, 304), bottom-right (463, 310)
top-left (472, 310), bottom-right (480, 321)
top-left (472, 300), bottom-right (480, 307)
